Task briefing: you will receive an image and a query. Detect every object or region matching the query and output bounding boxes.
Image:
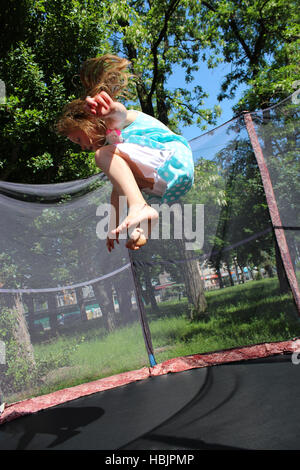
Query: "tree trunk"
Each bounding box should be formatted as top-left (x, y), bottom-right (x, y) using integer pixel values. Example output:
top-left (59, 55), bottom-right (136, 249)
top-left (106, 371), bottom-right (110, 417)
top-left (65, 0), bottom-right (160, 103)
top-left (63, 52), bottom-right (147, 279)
top-left (225, 260), bottom-right (235, 286)
top-left (238, 262), bottom-right (245, 283)
top-left (47, 293), bottom-right (59, 333)
top-left (177, 240), bottom-right (208, 319)
top-left (125, 42), bottom-right (155, 117)
top-left (11, 294), bottom-right (35, 366)
top-left (216, 265), bottom-right (224, 289)
top-left (275, 238), bottom-right (290, 294)
top-left (144, 264), bottom-right (160, 314)
top-left (75, 287), bottom-right (88, 322)
top-left (233, 258), bottom-right (241, 284)
top-left (93, 280), bottom-right (117, 332)
top-left (114, 277), bottom-right (136, 325)
top-left (260, 109), bottom-right (291, 293)
top-left (156, 74), bottom-right (169, 125)
top-left (22, 294), bottom-right (35, 337)
top-left (248, 266), bottom-right (254, 280)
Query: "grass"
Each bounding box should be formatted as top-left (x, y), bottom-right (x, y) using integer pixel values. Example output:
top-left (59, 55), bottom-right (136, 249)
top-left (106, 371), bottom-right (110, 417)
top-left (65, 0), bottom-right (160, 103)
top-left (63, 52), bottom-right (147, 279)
top-left (150, 278), bottom-right (300, 362)
top-left (31, 322), bottom-right (148, 396)
top-left (7, 277), bottom-right (300, 403)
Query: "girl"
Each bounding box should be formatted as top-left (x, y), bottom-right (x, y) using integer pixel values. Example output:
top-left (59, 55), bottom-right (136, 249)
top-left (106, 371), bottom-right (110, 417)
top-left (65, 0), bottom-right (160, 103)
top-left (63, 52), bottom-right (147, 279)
top-left (56, 54), bottom-right (194, 251)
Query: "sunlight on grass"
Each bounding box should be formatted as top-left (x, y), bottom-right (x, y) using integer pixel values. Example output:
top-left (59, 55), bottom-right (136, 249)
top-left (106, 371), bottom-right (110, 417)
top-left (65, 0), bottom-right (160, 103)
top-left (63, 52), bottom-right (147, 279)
top-left (149, 278), bottom-right (300, 363)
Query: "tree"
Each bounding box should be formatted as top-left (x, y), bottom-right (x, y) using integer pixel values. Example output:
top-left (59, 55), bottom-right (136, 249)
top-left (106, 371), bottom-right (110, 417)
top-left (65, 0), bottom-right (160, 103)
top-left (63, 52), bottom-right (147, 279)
top-left (197, 0), bottom-right (300, 110)
top-left (195, 0), bottom-right (299, 296)
top-left (108, 0), bottom-right (221, 130)
top-left (0, 0), bottom-right (110, 183)
top-left (0, 0), bottom-right (222, 184)
top-left (1, 0), bottom-right (299, 183)
top-left (0, 258), bottom-right (36, 395)
top-left (212, 134), bottom-right (275, 280)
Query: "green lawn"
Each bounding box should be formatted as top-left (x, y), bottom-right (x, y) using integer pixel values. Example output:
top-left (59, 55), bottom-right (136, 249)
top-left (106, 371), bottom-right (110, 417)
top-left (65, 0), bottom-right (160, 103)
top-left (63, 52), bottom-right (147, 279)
top-left (7, 277), bottom-right (300, 403)
top-left (151, 277), bottom-right (300, 362)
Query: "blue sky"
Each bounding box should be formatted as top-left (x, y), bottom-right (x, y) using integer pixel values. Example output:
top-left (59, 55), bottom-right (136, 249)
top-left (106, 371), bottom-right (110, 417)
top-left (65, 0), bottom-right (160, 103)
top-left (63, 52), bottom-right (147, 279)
top-left (168, 59), bottom-right (247, 141)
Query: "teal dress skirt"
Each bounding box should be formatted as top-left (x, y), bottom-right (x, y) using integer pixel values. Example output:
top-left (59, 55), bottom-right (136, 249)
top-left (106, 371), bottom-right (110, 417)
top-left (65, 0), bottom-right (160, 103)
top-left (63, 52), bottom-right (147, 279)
top-left (106, 111), bottom-right (194, 204)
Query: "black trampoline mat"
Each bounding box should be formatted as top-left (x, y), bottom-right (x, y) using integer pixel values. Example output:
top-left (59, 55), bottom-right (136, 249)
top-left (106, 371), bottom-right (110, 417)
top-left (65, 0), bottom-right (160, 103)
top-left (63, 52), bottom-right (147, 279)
top-left (0, 355), bottom-right (299, 450)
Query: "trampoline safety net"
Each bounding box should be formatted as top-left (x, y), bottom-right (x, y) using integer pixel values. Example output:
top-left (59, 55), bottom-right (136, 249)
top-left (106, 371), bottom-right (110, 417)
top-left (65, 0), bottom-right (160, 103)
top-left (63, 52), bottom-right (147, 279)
top-left (0, 91), bottom-right (299, 407)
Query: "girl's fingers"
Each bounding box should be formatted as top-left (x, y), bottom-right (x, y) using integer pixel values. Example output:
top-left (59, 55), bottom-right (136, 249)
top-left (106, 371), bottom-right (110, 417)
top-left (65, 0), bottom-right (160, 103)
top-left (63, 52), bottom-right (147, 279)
top-left (86, 96), bottom-right (97, 107)
top-left (85, 92), bottom-right (113, 117)
top-left (94, 95), bottom-right (112, 116)
top-left (95, 91), bottom-right (113, 107)
top-left (85, 96), bottom-right (97, 115)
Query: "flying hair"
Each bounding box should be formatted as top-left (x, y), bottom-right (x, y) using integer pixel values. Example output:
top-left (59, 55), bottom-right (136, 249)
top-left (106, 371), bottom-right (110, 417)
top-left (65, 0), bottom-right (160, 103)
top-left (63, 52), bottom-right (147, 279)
top-left (55, 54), bottom-right (133, 145)
top-left (79, 54), bottom-right (133, 100)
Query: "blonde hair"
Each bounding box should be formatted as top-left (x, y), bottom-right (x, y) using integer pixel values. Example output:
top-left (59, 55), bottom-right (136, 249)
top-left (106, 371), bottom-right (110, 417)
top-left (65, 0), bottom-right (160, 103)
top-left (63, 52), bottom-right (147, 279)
top-left (55, 54), bottom-right (132, 145)
top-left (80, 53), bottom-right (132, 99)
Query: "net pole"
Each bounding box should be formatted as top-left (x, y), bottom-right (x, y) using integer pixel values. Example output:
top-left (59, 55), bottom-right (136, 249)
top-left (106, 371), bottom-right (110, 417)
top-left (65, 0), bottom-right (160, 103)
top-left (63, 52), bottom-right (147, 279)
top-left (244, 111), bottom-right (300, 315)
top-left (128, 251), bottom-right (157, 367)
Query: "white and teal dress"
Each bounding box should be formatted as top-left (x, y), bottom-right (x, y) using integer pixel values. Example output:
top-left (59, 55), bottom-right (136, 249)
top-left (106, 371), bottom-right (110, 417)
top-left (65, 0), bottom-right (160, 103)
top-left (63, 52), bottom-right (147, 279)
top-left (106, 111), bottom-right (194, 204)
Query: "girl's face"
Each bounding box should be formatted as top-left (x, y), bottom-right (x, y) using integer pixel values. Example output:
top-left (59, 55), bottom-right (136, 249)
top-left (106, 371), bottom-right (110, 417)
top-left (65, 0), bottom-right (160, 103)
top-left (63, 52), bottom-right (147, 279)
top-left (68, 129), bottom-right (99, 151)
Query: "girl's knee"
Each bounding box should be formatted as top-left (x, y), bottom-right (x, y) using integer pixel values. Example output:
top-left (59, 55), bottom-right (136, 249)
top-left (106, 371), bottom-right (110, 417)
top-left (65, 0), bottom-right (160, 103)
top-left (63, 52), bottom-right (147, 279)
top-left (94, 145), bottom-right (115, 169)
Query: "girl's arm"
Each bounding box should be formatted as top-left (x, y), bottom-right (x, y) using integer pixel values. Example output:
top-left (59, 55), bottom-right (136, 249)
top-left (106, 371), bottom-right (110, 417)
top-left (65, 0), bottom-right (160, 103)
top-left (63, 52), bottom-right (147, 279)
top-left (85, 91), bottom-right (136, 130)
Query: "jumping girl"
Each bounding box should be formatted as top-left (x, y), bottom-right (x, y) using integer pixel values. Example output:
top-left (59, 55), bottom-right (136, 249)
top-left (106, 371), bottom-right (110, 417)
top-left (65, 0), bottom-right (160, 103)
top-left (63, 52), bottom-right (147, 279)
top-left (56, 54), bottom-right (194, 251)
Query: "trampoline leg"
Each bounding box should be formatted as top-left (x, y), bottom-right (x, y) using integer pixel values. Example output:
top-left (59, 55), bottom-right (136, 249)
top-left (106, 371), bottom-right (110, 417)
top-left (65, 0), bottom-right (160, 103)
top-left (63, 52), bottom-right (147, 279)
top-left (149, 354), bottom-right (157, 367)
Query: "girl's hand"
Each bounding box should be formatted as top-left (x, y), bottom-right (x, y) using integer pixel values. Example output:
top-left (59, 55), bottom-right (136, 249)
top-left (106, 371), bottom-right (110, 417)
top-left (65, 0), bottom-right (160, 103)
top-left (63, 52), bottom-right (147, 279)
top-left (85, 91), bottom-right (114, 117)
top-left (85, 91), bottom-right (127, 129)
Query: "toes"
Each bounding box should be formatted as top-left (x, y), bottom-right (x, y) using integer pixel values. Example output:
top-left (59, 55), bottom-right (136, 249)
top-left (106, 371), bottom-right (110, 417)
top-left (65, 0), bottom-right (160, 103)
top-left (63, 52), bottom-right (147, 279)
top-left (129, 227), bottom-right (142, 242)
top-left (126, 227), bottom-right (147, 250)
top-left (112, 219), bottom-right (130, 235)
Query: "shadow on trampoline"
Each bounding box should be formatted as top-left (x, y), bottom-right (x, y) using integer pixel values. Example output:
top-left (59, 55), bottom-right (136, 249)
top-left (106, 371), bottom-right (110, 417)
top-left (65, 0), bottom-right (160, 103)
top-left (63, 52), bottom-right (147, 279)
top-left (7, 407), bottom-right (104, 449)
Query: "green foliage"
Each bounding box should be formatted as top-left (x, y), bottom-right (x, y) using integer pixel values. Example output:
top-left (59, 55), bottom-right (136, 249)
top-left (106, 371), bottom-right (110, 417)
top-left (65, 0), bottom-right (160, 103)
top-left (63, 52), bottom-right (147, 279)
top-left (0, 306), bottom-right (34, 394)
top-left (0, 0), bottom-right (110, 183)
top-left (198, 0), bottom-right (300, 110)
top-left (0, 301), bottom-right (77, 396)
top-left (108, 0), bottom-right (221, 130)
top-left (1, 0), bottom-right (299, 183)
top-left (33, 336), bottom-right (78, 379)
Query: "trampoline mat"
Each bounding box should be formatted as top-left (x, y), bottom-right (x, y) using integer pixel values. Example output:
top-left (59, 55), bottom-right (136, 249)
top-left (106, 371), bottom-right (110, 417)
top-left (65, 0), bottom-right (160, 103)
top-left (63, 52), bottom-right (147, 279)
top-left (0, 355), bottom-right (299, 450)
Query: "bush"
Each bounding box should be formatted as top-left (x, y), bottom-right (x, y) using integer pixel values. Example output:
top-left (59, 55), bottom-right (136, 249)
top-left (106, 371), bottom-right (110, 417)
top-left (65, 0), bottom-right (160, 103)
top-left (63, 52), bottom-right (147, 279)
top-left (0, 305), bottom-right (36, 395)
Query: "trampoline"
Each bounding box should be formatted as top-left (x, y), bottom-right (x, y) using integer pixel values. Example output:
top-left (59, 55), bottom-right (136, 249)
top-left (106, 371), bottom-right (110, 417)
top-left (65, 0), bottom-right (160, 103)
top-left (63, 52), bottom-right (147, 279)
top-left (0, 93), bottom-right (299, 451)
top-left (0, 352), bottom-right (300, 450)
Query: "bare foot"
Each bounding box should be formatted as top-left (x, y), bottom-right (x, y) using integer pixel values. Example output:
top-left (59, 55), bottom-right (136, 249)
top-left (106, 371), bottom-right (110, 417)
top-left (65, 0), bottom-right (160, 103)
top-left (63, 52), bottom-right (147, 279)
top-left (126, 227), bottom-right (147, 250)
top-left (111, 203), bottom-right (158, 238)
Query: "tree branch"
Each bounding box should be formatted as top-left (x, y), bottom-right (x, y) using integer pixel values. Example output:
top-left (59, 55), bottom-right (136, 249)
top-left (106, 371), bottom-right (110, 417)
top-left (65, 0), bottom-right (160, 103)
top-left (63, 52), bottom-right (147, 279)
top-left (201, 1), bottom-right (255, 64)
top-left (149, 0), bottom-right (181, 99)
top-left (228, 17), bottom-right (254, 63)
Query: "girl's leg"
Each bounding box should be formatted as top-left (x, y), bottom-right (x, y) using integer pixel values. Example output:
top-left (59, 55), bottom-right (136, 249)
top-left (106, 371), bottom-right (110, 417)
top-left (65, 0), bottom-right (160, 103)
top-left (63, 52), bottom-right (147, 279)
top-left (95, 145), bottom-right (158, 244)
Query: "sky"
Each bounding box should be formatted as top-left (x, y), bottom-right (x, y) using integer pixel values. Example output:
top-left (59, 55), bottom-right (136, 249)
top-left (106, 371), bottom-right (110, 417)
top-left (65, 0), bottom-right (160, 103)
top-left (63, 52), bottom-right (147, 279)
top-left (168, 59), bottom-right (247, 142)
